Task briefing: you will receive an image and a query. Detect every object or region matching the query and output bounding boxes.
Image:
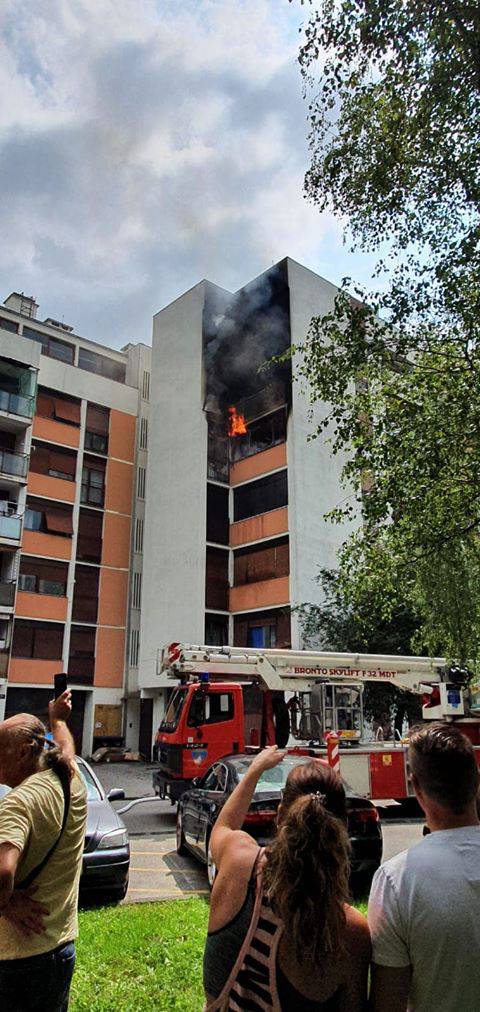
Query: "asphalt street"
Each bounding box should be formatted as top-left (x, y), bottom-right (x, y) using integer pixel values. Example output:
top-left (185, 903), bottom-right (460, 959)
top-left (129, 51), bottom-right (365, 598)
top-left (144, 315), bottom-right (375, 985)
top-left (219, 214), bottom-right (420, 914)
top-left (92, 762), bottom-right (425, 903)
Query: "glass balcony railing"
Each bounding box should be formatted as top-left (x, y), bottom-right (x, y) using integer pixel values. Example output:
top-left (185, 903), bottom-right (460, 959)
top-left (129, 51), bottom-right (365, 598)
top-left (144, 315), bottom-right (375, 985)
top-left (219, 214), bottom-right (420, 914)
top-left (0, 504), bottom-right (22, 540)
top-left (0, 389), bottom-right (35, 418)
top-left (0, 450), bottom-right (28, 479)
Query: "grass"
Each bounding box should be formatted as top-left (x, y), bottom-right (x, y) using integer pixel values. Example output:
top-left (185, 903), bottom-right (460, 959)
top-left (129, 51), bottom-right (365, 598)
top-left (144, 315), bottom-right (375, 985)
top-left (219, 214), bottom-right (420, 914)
top-left (71, 899), bottom-right (209, 1012)
top-left (71, 896), bottom-right (369, 1012)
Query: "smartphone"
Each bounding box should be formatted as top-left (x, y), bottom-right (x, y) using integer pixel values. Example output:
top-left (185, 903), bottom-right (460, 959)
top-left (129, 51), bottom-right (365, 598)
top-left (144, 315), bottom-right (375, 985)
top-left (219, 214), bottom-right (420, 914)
top-left (54, 672), bottom-right (68, 699)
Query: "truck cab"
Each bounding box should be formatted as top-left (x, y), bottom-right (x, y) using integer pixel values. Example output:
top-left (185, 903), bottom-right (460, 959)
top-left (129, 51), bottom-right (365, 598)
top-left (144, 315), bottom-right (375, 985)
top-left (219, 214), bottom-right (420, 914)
top-left (153, 681), bottom-right (246, 802)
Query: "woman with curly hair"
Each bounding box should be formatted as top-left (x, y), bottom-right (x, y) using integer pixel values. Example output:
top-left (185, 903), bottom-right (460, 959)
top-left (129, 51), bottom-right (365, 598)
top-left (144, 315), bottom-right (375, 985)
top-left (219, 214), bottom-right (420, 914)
top-left (203, 746), bottom-right (371, 1010)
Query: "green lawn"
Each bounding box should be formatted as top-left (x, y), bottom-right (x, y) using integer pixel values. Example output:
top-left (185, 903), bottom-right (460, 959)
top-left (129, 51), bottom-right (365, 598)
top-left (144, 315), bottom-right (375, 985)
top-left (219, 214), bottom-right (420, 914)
top-left (71, 897), bottom-right (368, 1012)
top-left (71, 899), bottom-right (209, 1012)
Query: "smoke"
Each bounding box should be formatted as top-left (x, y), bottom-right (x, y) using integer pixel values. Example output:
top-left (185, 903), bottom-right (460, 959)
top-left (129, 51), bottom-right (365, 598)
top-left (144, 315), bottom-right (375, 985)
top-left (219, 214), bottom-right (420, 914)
top-left (203, 259), bottom-right (291, 416)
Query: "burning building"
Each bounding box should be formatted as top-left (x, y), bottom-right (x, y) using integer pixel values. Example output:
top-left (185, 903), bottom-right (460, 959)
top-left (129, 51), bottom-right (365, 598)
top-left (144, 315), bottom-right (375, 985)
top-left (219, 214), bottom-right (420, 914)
top-left (138, 258), bottom-right (356, 739)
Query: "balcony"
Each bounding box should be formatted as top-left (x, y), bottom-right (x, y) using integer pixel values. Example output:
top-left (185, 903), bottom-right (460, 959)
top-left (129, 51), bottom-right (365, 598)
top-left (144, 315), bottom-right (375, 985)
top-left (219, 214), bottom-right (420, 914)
top-left (0, 580), bottom-right (16, 608)
top-left (0, 449), bottom-right (28, 481)
top-left (0, 505), bottom-right (22, 542)
top-left (0, 388), bottom-right (35, 419)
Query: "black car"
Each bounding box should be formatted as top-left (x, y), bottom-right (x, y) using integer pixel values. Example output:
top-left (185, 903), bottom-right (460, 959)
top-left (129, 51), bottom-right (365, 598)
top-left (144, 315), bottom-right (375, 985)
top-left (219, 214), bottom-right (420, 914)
top-left (0, 758), bottom-right (130, 903)
top-left (176, 753), bottom-right (382, 891)
top-left (78, 757), bottom-right (130, 902)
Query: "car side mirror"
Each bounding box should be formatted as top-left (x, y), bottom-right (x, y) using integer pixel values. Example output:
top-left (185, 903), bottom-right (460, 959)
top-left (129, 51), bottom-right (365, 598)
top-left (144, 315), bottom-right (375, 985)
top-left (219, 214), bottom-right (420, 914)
top-left (107, 788), bottom-right (125, 802)
top-left (192, 777), bottom-right (200, 788)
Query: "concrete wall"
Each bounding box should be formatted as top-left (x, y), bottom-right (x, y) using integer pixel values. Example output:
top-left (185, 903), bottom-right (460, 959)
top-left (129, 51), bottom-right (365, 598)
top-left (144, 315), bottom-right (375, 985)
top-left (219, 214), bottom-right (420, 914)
top-left (286, 259), bottom-right (358, 648)
top-left (139, 283), bottom-right (209, 689)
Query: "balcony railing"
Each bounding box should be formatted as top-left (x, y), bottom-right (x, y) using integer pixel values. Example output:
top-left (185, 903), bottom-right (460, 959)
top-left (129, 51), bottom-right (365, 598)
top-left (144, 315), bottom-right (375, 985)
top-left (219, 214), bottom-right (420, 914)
top-left (0, 389), bottom-right (35, 419)
top-left (0, 504), bottom-right (22, 541)
top-left (0, 450), bottom-right (28, 479)
top-left (0, 581), bottom-right (16, 607)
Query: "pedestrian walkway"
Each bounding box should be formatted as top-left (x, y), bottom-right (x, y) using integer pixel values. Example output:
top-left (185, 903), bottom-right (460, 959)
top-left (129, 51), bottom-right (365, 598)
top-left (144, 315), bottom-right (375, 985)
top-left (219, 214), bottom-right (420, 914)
top-left (126, 835), bottom-right (209, 902)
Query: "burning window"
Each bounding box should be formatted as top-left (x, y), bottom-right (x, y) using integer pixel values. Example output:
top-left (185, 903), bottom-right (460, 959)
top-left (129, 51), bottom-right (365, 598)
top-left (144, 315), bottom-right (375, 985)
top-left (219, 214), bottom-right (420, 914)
top-left (228, 406), bottom-right (248, 437)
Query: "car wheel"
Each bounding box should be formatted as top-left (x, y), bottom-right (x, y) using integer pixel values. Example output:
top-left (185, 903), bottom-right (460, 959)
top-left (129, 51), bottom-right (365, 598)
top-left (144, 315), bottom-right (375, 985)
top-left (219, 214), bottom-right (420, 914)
top-left (206, 835), bottom-right (216, 891)
top-left (176, 807), bottom-right (187, 855)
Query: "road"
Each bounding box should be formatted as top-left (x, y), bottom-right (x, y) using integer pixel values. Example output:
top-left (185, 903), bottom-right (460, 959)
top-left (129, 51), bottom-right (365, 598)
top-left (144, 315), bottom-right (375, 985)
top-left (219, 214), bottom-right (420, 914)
top-left (93, 762), bottom-right (425, 903)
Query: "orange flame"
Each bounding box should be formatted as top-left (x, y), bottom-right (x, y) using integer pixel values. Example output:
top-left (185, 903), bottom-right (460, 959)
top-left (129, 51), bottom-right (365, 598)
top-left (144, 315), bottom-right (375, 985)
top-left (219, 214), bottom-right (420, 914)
top-left (228, 406), bottom-right (248, 437)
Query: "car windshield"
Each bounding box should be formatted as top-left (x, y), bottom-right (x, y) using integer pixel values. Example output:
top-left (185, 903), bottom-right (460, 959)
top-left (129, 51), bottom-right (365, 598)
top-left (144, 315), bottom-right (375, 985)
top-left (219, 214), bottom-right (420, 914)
top-left (233, 755), bottom-right (310, 793)
top-left (78, 762), bottom-right (102, 801)
top-left (160, 688), bottom-right (187, 731)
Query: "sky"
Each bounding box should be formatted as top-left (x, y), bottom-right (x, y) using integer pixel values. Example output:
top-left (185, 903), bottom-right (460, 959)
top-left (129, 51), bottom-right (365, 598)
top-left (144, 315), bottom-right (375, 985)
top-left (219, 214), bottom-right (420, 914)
top-left (0, 0), bottom-right (377, 349)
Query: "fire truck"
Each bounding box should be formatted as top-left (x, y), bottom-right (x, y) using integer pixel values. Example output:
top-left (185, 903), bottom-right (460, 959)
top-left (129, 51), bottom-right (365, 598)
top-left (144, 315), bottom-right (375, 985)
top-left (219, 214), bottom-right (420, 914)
top-left (152, 643), bottom-right (480, 803)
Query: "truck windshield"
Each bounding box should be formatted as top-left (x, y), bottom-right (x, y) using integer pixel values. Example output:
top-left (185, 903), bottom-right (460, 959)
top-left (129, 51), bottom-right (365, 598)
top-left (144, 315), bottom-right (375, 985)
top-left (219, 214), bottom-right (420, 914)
top-left (160, 688), bottom-right (187, 731)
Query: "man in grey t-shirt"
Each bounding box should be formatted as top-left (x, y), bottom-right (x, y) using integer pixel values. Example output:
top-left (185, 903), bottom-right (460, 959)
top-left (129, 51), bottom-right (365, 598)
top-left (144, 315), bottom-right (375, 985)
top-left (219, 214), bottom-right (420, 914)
top-left (368, 722), bottom-right (480, 1012)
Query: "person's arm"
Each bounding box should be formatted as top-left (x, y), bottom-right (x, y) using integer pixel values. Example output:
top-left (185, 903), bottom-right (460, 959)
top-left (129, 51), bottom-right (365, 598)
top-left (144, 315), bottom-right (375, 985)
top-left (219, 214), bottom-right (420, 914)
top-left (49, 690), bottom-right (75, 764)
top-left (369, 964), bottom-right (411, 1012)
top-left (210, 746), bottom-right (286, 869)
top-left (0, 842), bottom-right (19, 911)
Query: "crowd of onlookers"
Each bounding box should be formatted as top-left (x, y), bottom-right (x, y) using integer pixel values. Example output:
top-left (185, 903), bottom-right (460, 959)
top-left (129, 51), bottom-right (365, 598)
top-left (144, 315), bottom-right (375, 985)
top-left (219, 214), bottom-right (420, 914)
top-left (0, 693), bottom-right (478, 1011)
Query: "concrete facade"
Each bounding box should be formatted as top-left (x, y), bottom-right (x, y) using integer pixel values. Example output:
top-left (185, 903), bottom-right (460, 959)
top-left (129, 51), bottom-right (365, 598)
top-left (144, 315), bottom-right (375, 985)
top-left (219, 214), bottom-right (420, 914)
top-left (137, 258), bottom-right (359, 743)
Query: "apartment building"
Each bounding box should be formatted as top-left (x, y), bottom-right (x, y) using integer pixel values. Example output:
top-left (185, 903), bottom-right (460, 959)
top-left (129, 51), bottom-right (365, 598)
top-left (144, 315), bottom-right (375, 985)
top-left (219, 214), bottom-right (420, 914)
top-left (0, 293), bottom-right (151, 755)
top-left (138, 258), bottom-right (355, 747)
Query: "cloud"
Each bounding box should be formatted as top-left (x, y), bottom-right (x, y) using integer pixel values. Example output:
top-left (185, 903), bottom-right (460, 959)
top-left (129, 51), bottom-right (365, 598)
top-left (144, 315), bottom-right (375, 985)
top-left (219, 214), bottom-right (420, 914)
top-left (0, 0), bottom-right (366, 346)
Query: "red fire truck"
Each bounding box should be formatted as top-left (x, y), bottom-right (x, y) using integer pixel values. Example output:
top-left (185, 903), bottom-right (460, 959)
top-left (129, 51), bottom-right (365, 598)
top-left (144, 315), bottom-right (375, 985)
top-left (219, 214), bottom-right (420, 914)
top-left (152, 643), bottom-right (480, 803)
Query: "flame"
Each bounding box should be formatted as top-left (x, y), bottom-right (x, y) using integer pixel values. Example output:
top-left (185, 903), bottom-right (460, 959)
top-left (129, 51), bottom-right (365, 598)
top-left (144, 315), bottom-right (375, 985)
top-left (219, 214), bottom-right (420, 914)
top-left (228, 406), bottom-right (248, 437)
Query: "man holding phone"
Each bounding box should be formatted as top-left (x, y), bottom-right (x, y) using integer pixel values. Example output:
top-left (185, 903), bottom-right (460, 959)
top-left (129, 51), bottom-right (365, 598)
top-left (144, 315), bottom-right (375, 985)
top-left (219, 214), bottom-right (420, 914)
top-left (0, 678), bottom-right (87, 1011)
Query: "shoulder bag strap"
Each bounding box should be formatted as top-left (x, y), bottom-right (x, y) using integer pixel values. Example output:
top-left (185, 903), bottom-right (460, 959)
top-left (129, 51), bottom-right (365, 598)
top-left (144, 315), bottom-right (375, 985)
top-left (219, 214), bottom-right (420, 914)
top-left (17, 771), bottom-right (71, 891)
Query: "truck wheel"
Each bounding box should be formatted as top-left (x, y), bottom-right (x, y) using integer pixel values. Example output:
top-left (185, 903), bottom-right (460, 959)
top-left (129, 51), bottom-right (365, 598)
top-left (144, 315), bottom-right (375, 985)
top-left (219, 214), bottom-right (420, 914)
top-left (176, 808), bottom-right (187, 856)
top-left (272, 698), bottom-right (290, 748)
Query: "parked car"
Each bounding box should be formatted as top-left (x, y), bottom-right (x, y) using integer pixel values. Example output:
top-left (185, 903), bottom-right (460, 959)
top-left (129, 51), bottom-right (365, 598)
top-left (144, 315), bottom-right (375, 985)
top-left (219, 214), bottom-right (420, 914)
top-left (176, 753), bottom-right (382, 891)
top-left (77, 757), bottom-right (130, 902)
top-left (0, 757), bottom-right (130, 903)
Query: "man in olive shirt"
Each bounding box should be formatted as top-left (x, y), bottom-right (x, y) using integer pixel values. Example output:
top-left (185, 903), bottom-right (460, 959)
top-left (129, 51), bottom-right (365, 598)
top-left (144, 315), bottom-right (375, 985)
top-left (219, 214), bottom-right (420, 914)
top-left (0, 691), bottom-right (87, 1011)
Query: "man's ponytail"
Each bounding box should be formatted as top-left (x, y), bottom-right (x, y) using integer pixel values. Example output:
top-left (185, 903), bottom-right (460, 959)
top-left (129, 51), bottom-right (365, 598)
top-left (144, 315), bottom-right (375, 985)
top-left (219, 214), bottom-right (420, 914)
top-left (263, 762), bottom-right (351, 962)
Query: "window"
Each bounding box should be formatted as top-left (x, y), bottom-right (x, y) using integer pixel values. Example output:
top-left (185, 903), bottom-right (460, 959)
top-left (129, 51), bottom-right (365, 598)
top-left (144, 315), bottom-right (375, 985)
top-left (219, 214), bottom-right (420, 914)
top-left (18, 558), bottom-right (68, 597)
top-left (68, 626), bottom-right (96, 681)
top-left (76, 508), bottom-right (102, 562)
top-left (132, 571), bottom-right (142, 609)
top-left (205, 547), bottom-right (229, 610)
top-left (201, 764), bottom-right (228, 792)
top-left (85, 403), bottom-right (109, 455)
top-left (23, 328), bottom-right (74, 364)
top-left (234, 609), bottom-right (291, 649)
top-left (30, 442), bottom-right (77, 482)
top-left (139, 417), bottom-right (148, 449)
top-left (81, 456), bottom-right (106, 507)
top-left (206, 483), bottom-right (229, 545)
top-left (205, 613), bottom-right (229, 646)
top-left (130, 628), bottom-right (140, 667)
top-left (72, 565), bottom-right (99, 622)
top-left (0, 317), bottom-right (18, 334)
top-left (248, 624), bottom-right (276, 648)
top-left (137, 466), bottom-right (146, 500)
top-left (12, 620), bottom-right (64, 659)
top-left (36, 389), bottom-right (81, 426)
top-left (142, 370), bottom-right (150, 400)
top-left (233, 470), bottom-right (288, 522)
top-left (24, 498), bottom-right (73, 537)
top-left (234, 537), bottom-right (289, 586)
top-left (135, 518), bottom-right (144, 553)
top-left (188, 693), bottom-right (234, 728)
top-left (78, 348), bottom-right (126, 383)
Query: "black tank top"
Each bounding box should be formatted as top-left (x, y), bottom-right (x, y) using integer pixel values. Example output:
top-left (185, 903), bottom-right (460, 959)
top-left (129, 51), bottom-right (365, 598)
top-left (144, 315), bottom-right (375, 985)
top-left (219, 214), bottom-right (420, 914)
top-left (203, 860), bottom-right (343, 1010)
